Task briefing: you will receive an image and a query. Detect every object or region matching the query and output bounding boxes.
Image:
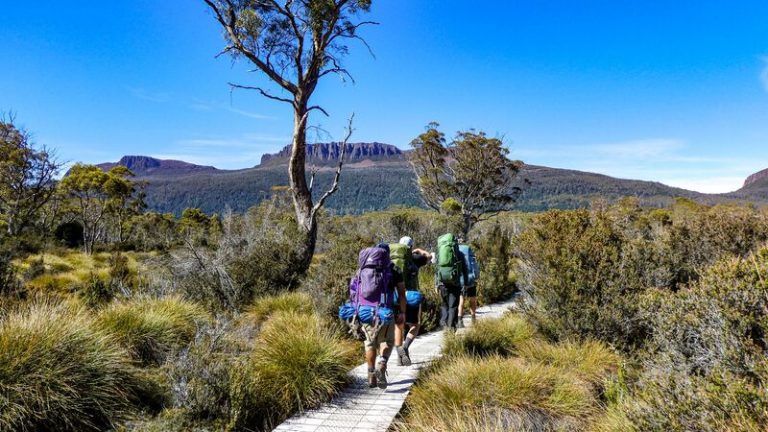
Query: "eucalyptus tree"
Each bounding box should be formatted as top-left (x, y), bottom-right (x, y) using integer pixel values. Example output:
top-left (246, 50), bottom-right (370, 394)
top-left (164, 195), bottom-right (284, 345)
top-left (409, 123), bottom-right (525, 237)
top-left (0, 116), bottom-right (61, 236)
top-left (203, 0), bottom-right (374, 273)
top-left (60, 164), bottom-right (141, 254)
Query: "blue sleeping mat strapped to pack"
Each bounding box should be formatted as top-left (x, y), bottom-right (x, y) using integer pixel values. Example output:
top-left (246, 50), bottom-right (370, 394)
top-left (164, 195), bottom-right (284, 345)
top-left (338, 303), bottom-right (394, 324)
top-left (393, 290), bottom-right (425, 306)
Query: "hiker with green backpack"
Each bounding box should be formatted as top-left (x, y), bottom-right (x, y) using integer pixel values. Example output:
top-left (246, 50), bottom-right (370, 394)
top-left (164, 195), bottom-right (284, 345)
top-left (457, 239), bottom-right (481, 328)
top-left (389, 236), bottom-right (433, 366)
top-left (435, 233), bottom-right (469, 331)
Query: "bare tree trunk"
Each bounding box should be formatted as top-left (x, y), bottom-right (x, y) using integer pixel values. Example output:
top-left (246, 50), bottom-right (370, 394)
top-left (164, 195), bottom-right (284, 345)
top-left (288, 99), bottom-right (318, 273)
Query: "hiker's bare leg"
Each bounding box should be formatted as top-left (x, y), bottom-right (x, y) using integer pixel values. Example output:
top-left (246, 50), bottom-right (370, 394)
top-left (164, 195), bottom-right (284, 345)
top-left (366, 349), bottom-right (376, 370)
top-left (395, 321), bottom-right (405, 346)
top-left (458, 294), bottom-right (465, 318)
top-left (470, 296), bottom-right (478, 319)
top-left (380, 342), bottom-right (391, 362)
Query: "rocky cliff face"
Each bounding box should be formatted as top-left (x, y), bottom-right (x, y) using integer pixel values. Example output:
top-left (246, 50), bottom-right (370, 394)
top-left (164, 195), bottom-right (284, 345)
top-left (97, 156), bottom-right (217, 175)
top-left (743, 168), bottom-right (768, 189)
top-left (260, 142), bottom-right (405, 166)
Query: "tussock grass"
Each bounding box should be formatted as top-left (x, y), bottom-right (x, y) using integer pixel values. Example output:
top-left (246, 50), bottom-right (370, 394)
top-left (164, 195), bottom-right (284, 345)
top-left (15, 251), bottom-right (148, 294)
top-left (241, 291), bottom-right (314, 325)
top-left (444, 313), bottom-right (537, 357)
top-left (588, 405), bottom-right (635, 432)
top-left (228, 311), bottom-right (358, 431)
top-left (518, 339), bottom-right (620, 386)
top-left (408, 356), bottom-right (597, 421)
top-left (96, 296), bottom-right (209, 366)
top-left (403, 314), bottom-right (621, 432)
top-left (0, 302), bottom-right (141, 432)
top-left (395, 405), bottom-right (582, 432)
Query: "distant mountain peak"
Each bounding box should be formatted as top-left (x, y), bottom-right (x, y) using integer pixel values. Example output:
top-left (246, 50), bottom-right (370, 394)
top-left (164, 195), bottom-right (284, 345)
top-left (259, 142), bottom-right (405, 166)
top-left (744, 168), bottom-right (768, 189)
top-left (97, 155), bottom-right (217, 176)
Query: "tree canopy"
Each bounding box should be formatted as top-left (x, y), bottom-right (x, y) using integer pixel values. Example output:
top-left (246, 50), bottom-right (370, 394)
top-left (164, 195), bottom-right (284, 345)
top-left (409, 123), bottom-right (525, 237)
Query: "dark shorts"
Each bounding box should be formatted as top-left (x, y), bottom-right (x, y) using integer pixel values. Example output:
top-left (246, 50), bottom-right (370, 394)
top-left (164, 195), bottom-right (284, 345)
top-left (462, 285), bottom-right (477, 297)
top-left (405, 304), bottom-right (420, 325)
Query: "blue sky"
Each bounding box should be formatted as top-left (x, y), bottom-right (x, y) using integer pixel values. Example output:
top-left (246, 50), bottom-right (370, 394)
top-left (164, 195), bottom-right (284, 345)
top-left (1, 1), bottom-right (768, 193)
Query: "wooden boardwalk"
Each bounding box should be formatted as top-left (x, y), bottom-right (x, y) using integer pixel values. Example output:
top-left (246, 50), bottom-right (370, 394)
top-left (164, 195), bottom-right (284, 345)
top-left (273, 299), bottom-right (516, 432)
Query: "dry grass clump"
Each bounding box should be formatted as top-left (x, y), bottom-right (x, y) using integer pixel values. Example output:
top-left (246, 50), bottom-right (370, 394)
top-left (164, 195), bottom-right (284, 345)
top-left (228, 311), bottom-right (358, 431)
top-left (444, 313), bottom-right (537, 357)
top-left (405, 356), bottom-right (596, 428)
top-left (400, 313), bottom-right (621, 432)
top-left (96, 296), bottom-right (209, 365)
top-left (241, 291), bottom-right (314, 325)
top-left (396, 405), bottom-right (582, 432)
top-left (0, 302), bottom-right (142, 432)
top-left (517, 339), bottom-right (620, 386)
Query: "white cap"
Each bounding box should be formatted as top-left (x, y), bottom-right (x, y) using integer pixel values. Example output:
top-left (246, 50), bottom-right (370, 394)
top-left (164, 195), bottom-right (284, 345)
top-left (399, 236), bottom-right (414, 249)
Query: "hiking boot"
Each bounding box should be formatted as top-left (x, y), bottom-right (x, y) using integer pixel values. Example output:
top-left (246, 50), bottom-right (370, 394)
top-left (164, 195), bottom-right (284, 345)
top-left (397, 345), bottom-right (412, 367)
top-left (375, 362), bottom-right (388, 389)
top-left (367, 371), bottom-right (377, 388)
top-left (457, 319), bottom-right (465, 329)
top-left (471, 316), bottom-right (477, 325)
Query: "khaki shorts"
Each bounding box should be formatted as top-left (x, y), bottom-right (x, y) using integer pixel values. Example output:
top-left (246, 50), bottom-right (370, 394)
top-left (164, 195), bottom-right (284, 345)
top-left (362, 322), bottom-right (395, 351)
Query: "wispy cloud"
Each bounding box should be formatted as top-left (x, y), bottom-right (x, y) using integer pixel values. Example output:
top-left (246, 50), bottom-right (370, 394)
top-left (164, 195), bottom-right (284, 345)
top-left (761, 56), bottom-right (768, 92)
top-left (225, 106), bottom-right (275, 120)
top-left (177, 133), bottom-right (290, 148)
top-left (517, 137), bottom-right (768, 194)
top-left (128, 87), bottom-right (170, 103)
top-left (589, 138), bottom-right (684, 159)
top-left (163, 133), bottom-right (292, 169)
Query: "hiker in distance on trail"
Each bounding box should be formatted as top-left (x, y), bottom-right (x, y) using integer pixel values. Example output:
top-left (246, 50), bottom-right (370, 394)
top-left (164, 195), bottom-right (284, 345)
top-left (389, 236), bottom-right (432, 367)
top-left (435, 233), bottom-right (469, 331)
top-left (338, 243), bottom-right (406, 389)
top-left (457, 238), bottom-right (481, 328)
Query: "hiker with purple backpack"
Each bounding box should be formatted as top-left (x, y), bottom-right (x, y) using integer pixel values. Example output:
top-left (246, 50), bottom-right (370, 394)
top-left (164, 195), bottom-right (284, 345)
top-left (338, 243), bottom-right (406, 389)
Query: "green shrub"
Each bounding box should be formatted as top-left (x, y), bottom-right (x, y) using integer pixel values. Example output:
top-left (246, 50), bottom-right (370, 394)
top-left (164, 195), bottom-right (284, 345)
top-left (620, 247), bottom-right (768, 430)
top-left (242, 291), bottom-right (314, 325)
top-left (443, 313), bottom-right (536, 358)
top-left (228, 311), bottom-right (358, 431)
top-left (81, 272), bottom-right (114, 308)
top-left (475, 223), bottom-right (516, 303)
top-left (96, 296), bottom-right (209, 366)
top-left (169, 323), bottom-right (236, 424)
top-left (0, 302), bottom-right (142, 431)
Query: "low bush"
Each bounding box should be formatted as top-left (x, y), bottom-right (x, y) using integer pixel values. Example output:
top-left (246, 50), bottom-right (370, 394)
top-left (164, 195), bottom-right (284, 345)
top-left (228, 311), bottom-right (358, 431)
top-left (616, 246), bottom-right (768, 431)
top-left (242, 291), bottom-right (314, 325)
top-left (443, 313), bottom-right (536, 357)
top-left (0, 302), bottom-right (142, 431)
top-left (96, 296), bottom-right (209, 366)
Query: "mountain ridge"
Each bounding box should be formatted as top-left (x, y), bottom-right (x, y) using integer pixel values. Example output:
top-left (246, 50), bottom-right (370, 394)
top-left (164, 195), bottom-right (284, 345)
top-left (94, 142), bottom-right (768, 215)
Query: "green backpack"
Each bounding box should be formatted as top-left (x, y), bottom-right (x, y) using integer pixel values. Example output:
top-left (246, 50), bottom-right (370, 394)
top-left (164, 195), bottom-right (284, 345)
top-left (389, 243), bottom-right (418, 290)
top-left (436, 233), bottom-right (461, 286)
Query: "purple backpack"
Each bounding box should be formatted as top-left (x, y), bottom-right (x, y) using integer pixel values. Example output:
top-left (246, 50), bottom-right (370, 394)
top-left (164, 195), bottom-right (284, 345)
top-left (350, 247), bottom-right (392, 308)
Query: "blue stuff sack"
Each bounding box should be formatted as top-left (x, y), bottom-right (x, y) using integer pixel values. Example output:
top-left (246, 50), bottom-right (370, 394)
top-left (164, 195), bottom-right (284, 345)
top-left (340, 303), bottom-right (394, 325)
top-left (338, 303), bottom-right (356, 321)
top-left (405, 290), bottom-right (424, 306)
top-left (395, 290), bottom-right (425, 306)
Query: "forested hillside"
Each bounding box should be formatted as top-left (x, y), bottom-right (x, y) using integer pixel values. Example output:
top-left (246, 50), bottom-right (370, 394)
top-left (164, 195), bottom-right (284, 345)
top-left (98, 143), bottom-right (765, 215)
